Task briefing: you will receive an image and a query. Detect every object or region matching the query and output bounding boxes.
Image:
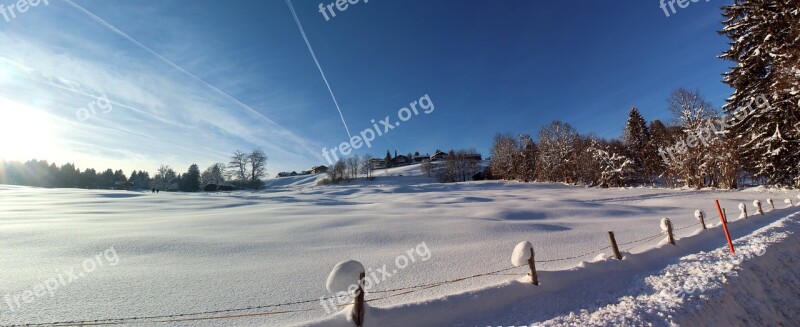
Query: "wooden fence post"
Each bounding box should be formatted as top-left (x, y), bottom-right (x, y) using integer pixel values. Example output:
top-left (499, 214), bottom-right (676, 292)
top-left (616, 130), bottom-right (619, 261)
top-left (694, 210), bottom-right (707, 230)
top-left (512, 242), bottom-right (538, 285)
top-left (738, 203), bottom-right (748, 219)
top-left (661, 218), bottom-right (675, 245)
top-left (608, 231), bottom-right (622, 260)
top-left (528, 248), bottom-right (539, 285)
top-left (753, 200), bottom-right (764, 215)
top-left (326, 260), bottom-right (366, 327)
top-left (767, 198), bottom-right (775, 210)
top-left (354, 273), bottom-right (365, 327)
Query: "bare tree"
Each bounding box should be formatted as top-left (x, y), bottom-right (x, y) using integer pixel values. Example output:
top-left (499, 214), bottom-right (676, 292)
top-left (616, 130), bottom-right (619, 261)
top-left (360, 154), bottom-right (374, 179)
top-left (347, 156), bottom-right (360, 179)
top-left (436, 150), bottom-right (458, 183)
top-left (537, 121), bottom-right (579, 183)
top-left (589, 140), bottom-right (634, 188)
top-left (515, 134), bottom-right (537, 182)
top-left (667, 88), bottom-right (718, 129)
top-left (489, 134), bottom-right (518, 180)
top-left (201, 162), bottom-right (227, 187)
top-left (248, 148), bottom-right (268, 189)
top-left (666, 89), bottom-right (717, 189)
top-left (420, 159), bottom-right (433, 177)
top-left (228, 150), bottom-right (248, 188)
top-left (327, 159), bottom-right (347, 183)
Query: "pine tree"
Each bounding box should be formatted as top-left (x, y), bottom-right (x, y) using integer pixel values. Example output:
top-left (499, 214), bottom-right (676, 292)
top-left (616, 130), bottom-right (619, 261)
top-left (648, 120), bottom-right (671, 181)
top-left (184, 164), bottom-right (201, 192)
top-left (623, 107), bottom-right (650, 182)
top-left (720, 0), bottom-right (800, 186)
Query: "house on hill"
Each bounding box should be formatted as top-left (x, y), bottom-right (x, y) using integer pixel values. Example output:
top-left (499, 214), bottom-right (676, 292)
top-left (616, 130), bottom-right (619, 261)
top-left (413, 154), bottom-right (429, 163)
top-left (430, 150), bottom-right (448, 161)
top-left (370, 158), bottom-right (387, 169)
top-left (310, 165), bottom-right (328, 174)
top-left (393, 155), bottom-right (411, 166)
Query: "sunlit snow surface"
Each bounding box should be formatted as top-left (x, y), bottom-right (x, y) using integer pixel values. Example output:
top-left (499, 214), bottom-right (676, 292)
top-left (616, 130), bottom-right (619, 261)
top-left (1, 164), bottom-right (798, 326)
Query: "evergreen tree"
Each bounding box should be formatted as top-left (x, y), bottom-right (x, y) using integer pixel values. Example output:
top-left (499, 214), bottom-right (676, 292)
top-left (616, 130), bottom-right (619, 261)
top-left (181, 164), bottom-right (201, 192)
top-left (720, 0), bottom-right (800, 186)
top-left (623, 107), bottom-right (650, 182)
top-left (113, 169), bottom-right (128, 190)
top-left (384, 150), bottom-right (392, 167)
top-left (80, 168), bottom-right (97, 189)
top-left (100, 169), bottom-right (114, 189)
top-left (648, 120), bottom-right (671, 180)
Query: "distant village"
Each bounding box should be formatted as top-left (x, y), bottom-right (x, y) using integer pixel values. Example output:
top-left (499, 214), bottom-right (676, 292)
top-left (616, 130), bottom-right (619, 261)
top-left (275, 150), bottom-right (482, 178)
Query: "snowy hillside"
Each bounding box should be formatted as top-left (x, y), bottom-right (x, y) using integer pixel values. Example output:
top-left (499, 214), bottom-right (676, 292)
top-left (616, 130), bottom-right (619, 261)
top-left (1, 182), bottom-right (798, 326)
top-left (263, 173), bottom-right (327, 190)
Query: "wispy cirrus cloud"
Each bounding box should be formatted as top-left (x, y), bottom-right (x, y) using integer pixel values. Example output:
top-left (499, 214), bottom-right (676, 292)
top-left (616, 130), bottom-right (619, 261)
top-left (0, 0), bottom-right (321, 174)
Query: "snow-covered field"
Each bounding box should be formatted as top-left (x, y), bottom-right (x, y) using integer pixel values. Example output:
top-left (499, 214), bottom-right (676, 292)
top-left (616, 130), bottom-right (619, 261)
top-left (1, 164), bottom-right (799, 326)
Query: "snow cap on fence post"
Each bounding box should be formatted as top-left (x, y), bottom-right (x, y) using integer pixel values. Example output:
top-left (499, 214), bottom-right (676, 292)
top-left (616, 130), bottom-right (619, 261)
top-left (326, 260), bottom-right (365, 293)
top-left (694, 210), bottom-right (707, 229)
top-left (511, 241), bottom-right (538, 285)
top-left (326, 260), bottom-right (366, 327)
top-left (753, 200), bottom-right (764, 215)
top-left (738, 203), bottom-right (748, 219)
top-left (511, 241), bottom-right (533, 267)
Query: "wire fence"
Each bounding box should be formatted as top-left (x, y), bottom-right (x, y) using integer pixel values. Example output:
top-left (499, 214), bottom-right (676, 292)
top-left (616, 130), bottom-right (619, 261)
top-left (3, 201), bottom-right (794, 327)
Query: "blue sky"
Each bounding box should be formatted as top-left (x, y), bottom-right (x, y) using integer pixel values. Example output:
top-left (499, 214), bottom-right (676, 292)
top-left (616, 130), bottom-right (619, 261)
top-left (0, 0), bottom-right (733, 175)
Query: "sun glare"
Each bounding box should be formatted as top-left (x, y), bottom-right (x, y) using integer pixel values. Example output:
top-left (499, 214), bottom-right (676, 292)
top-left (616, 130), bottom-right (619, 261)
top-left (0, 98), bottom-right (58, 161)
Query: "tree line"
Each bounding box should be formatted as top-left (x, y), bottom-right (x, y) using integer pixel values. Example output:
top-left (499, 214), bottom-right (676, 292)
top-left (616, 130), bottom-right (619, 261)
top-left (0, 148), bottom-right (268, 192)
top-left (487, 0), bottom-right (798, 189)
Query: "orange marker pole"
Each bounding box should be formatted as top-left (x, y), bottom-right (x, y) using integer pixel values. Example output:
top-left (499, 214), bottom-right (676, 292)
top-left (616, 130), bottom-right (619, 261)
top-left (715, 199), bottom-right (735, 255)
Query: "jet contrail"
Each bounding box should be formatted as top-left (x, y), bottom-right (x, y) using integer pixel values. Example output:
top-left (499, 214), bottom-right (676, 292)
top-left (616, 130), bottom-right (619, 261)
top-left (62, 0), bottom-right (319, 157)
top-left (285, 0), bottom-right (353, 139)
